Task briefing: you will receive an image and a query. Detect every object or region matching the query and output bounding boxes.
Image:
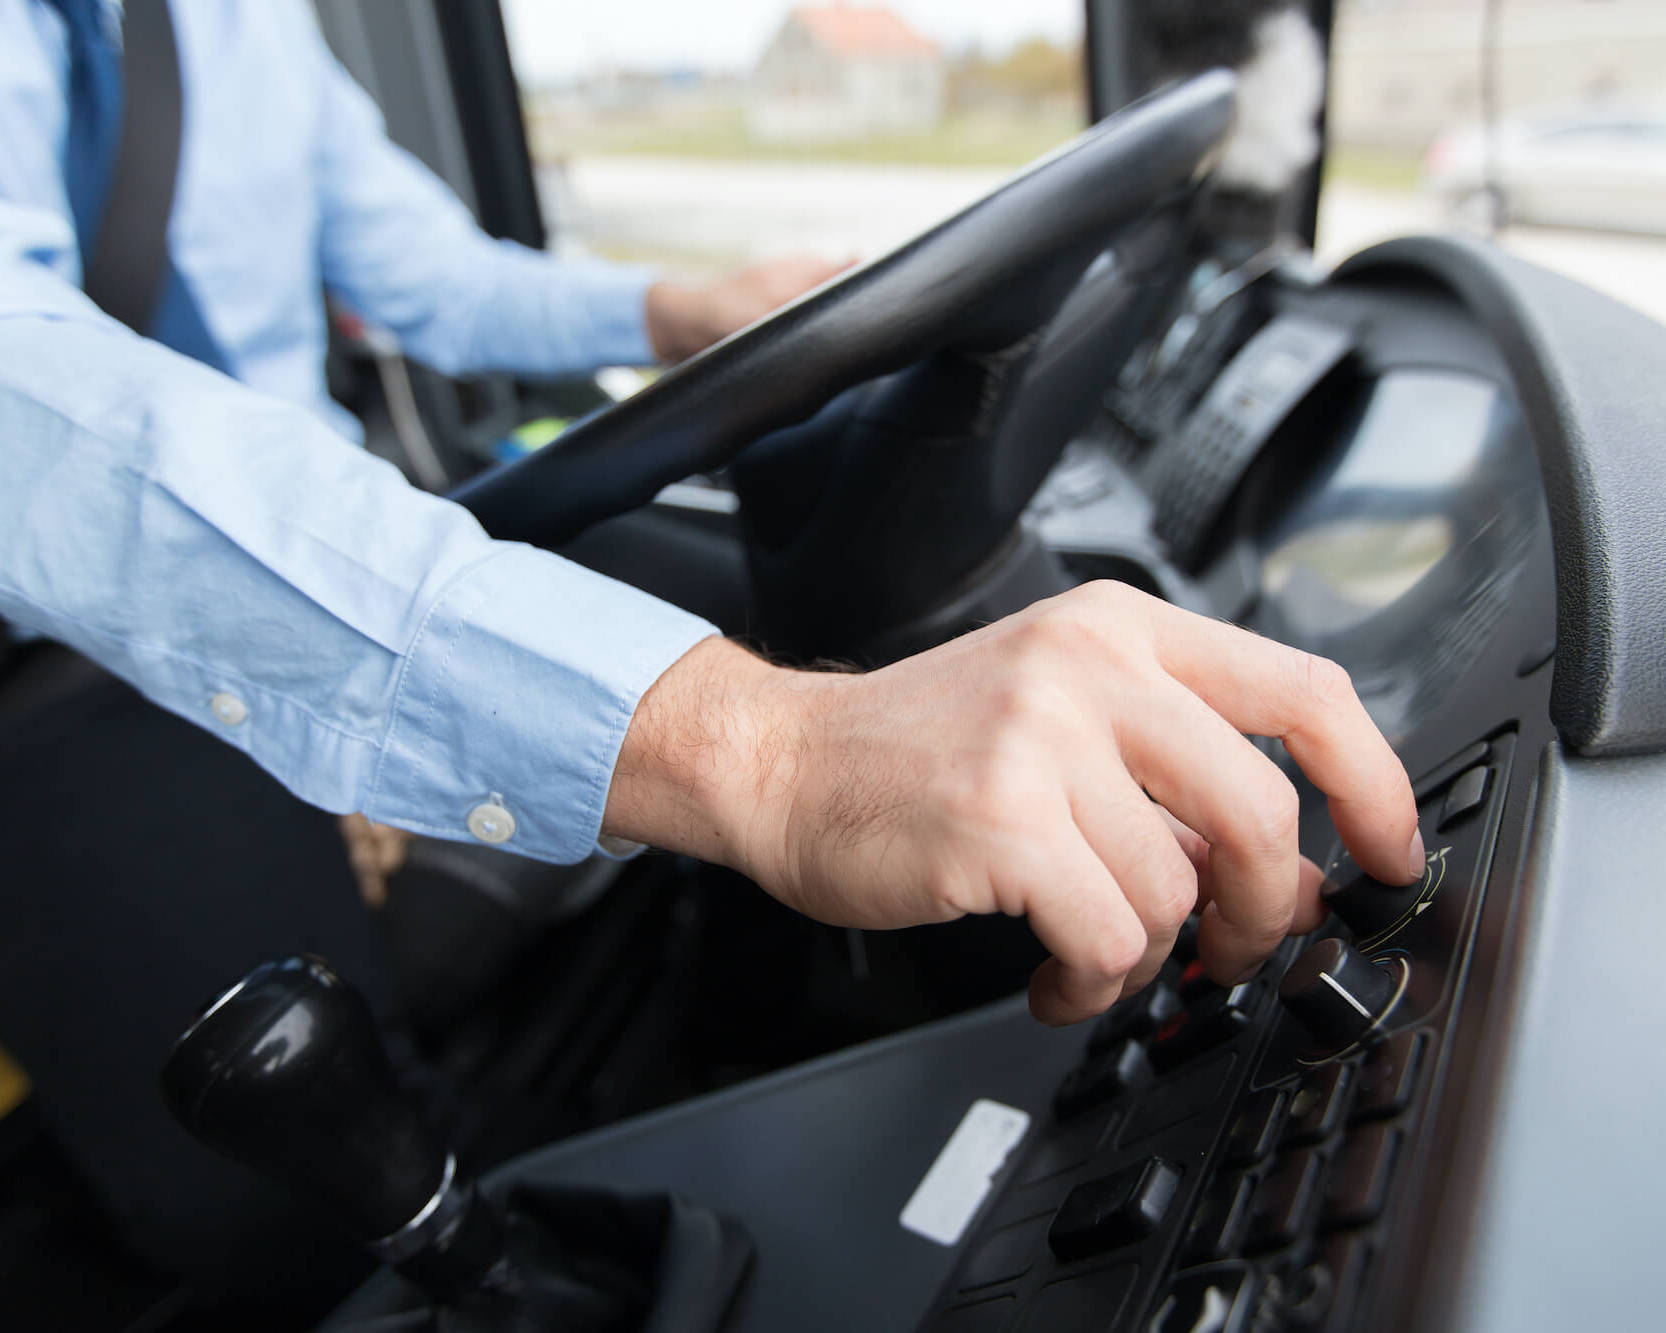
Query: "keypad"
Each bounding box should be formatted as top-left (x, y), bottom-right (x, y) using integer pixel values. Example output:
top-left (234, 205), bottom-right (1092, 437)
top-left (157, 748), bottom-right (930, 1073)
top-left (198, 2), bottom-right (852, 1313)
top-left (915, 732), bottom-right (1504, 1333)
top-left (1054, 1039), bottom-right (1152, 1120)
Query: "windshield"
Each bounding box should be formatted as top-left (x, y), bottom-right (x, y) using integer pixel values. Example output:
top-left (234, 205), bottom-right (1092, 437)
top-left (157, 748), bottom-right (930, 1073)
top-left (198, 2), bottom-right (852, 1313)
top-left (500, 1), bottom-right (1086, 275)
top-left (501, 1), bottom-right (1664, 324)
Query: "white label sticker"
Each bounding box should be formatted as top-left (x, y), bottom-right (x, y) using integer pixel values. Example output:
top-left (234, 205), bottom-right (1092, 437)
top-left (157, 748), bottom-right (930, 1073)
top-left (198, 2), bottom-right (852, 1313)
top-left (899, 1098), bottom-right (1031, 1247)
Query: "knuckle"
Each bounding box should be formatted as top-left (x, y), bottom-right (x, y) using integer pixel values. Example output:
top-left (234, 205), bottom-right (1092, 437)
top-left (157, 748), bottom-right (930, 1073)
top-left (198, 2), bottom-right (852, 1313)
top-left (947, 753), bottom-right (1038, 831)
top-left (1228, 772), bottom-right (1303, 854)
top-left (922, 861), bottom-right (972, 916)
top-left (1295, 651), bottom-right (1356, 712)
top-left (1014, 606), bottom-right (1091, 663)
top-left (1079, 578), bottom-right (1148, 617)
top-left (986, 673), bottom-right (1055, 730)
top-left (1086, 923), bottom-right (1148, 981)
top-left (1150, 867), bottom-right (1199, 934)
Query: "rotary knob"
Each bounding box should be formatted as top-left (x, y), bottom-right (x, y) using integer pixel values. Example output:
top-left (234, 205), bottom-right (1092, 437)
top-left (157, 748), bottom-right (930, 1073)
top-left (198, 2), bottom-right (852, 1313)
top-left (1321, 847), bottom-right (1429, 944)
top-left (1278, 937), bottom-right (1402, 1051)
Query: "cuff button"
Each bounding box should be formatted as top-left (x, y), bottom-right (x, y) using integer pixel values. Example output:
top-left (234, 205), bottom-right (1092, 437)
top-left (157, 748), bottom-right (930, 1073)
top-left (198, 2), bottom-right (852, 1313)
top-left (466, 798), bottom-right (516, 845)
top-left (209, 692), bottom-right (248, 726)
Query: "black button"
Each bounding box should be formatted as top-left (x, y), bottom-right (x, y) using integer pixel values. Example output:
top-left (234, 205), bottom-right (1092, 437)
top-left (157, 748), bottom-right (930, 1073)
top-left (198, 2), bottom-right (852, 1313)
top-left (1048, 1158), bottom-right (1182, 1263)
top-left (1416, 739), bottom-right (1491, 795)
top-left (1150, 983), bottom-right (1260, 1072)
top-left (1223, 1087), bottom-right (1286, 1167)
top-left (1320, 852), bottom-right (1430, 943)
top-left (1020, 1263), bottom-right (1139, 1333)
top-left (1182, 1171), bottom-right (1256, 1265)
top-left (1089, 984), bottom-right (1182, 1055)
top-left (959, 1214), bottom-right (1050, 1290)
top-left (1146, 1264), bottom-right (1260, 1333)
top-left (1323, 1123), bottom-right (1401, 1229)
top-left (1054, 1038), bottom-right (1153, 1120)
top-left (933, 1296), bottom-right (1016, 1333)
top-left (1438, 765), bottom-right (1491, 831)
top-left (1283, 1062), bottom-right (1354, 1145)
top-left (1245, 1148), bottom-right (1326, 1253)
top-left (1351, 1030), bottom-right (1428, 1121)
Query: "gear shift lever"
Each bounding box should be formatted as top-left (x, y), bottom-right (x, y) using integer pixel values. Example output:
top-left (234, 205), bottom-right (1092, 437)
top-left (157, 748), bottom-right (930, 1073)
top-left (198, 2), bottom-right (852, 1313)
top-left (161, 955), bottom-right (505, 1301)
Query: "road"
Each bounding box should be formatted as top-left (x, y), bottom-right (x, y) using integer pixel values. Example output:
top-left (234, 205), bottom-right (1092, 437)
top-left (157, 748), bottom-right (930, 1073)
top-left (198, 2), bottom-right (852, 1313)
top-left (542, 155), bottom-right (1666, 325)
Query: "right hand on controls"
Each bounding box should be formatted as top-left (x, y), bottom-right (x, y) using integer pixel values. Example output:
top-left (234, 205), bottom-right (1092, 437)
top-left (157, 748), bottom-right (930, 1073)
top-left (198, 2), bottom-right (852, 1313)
top-left (605, 581), bottom-right (1422, 1026)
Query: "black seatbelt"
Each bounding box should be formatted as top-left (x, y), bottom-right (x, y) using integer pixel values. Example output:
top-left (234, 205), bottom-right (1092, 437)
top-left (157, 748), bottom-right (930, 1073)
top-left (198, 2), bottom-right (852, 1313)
top-left (81, 0), bottom-right (184, 334)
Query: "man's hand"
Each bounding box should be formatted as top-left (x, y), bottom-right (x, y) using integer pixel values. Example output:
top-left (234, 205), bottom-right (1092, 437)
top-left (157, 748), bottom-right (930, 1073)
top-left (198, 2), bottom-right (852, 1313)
top-left (644, 255), bottom-right (852, 363)
top-left (604, 583), bottom-right (1422, 1026)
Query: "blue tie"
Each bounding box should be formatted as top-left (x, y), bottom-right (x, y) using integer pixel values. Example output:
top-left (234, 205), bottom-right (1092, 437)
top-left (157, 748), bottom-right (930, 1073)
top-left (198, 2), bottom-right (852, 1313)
top-left (46, 0), bottom-right (228, 371)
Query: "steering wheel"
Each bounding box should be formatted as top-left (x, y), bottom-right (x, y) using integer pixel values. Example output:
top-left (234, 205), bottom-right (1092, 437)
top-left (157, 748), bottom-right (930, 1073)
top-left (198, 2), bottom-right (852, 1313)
top-left (450, 71), bottom-right (1237, 556)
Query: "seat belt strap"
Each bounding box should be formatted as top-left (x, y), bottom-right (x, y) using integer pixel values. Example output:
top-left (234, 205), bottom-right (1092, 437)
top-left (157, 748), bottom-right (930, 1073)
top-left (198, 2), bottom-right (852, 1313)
top-left (80, 0), bottom-right (193, 344)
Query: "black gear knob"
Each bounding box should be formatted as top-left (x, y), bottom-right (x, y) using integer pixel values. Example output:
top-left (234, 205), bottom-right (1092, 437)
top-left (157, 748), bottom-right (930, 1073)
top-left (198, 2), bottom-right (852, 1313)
top-left (162, 956), bottom-right (503, 1298)
top-left (162, 955), bottom-right (445, 1241)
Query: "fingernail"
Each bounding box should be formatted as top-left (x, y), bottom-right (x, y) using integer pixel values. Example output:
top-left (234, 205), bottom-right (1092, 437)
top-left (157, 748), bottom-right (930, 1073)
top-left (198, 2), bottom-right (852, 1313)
top-left (1407, 828), bottom-right (1427, 882)
top-left (1233, 961), bottom-right (1264, 985)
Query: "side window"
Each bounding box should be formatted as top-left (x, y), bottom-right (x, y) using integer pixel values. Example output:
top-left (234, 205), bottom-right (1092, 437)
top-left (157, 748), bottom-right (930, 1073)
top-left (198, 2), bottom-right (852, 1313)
top-left (500, 2), bottom-right (1086, 274)
top-left (1322, 0), bottom-right (1666, 325)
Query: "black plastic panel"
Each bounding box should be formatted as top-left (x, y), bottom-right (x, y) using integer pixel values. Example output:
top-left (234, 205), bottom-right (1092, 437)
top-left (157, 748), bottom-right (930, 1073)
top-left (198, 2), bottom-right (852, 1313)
top-left (1336, 236), bottom-right (1666, 757)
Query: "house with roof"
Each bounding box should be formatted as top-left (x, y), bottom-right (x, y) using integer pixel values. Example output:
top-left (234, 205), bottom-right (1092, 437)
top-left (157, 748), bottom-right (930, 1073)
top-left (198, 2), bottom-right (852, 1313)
top-left (748, 5), bottom-right (946, 142)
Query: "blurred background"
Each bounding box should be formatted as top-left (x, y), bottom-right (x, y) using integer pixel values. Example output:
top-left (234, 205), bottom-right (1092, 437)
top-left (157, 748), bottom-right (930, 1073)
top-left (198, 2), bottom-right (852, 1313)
top-left (501, 0), bottom-right (1666, 321)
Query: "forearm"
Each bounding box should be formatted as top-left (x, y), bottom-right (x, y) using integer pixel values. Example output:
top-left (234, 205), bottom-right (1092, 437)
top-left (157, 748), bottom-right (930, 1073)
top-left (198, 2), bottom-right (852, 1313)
top-left (0, 272), bottom-right (714, 862)
top-left (307, 36), bottom-right (657, 377)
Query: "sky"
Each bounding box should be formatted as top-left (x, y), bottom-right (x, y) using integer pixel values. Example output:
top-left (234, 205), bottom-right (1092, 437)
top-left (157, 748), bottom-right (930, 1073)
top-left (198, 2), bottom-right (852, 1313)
top-left (500, 0), bottom-right (1084, 84)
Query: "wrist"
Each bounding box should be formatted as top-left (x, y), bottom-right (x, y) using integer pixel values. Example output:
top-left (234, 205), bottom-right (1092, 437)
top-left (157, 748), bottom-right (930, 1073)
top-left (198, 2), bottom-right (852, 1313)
top-left (602, 637), bottom-right (832, 883)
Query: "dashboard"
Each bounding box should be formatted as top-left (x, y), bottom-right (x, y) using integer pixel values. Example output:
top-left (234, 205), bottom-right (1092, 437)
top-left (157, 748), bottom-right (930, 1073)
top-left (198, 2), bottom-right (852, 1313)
top-left (900, 249), bottom-right (1567, 1332)
top-left (328, 234), bottom-right (1666, 1333)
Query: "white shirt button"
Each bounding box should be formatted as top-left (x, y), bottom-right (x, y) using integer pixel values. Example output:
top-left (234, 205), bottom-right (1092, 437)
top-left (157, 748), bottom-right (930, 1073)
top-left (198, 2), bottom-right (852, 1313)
top-left (209, 692), bottom-right (248, 726)
top-left (466, 798), bottom-right (516, 845)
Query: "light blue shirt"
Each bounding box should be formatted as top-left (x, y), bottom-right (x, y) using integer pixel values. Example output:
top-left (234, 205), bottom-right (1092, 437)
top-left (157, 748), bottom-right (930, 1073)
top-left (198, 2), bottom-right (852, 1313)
top-left (0, 0), bottom-right (717, 863)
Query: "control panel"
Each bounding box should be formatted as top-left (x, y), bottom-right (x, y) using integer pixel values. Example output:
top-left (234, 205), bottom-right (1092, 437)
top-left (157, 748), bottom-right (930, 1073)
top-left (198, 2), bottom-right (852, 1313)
top-left (915, 733), bottom-right (1515, 1333)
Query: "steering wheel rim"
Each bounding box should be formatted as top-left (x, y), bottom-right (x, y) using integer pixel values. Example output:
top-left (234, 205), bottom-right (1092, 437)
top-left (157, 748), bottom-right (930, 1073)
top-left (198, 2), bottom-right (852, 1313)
top-left (449, 70), bottom-right (1238, 549)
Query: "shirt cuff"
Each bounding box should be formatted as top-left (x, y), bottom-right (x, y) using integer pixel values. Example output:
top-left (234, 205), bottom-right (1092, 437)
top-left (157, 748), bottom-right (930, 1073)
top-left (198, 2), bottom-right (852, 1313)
top-left (363, 542), bottom-right (715, 863)
top-left (562, 257), bottom-right (659, 369)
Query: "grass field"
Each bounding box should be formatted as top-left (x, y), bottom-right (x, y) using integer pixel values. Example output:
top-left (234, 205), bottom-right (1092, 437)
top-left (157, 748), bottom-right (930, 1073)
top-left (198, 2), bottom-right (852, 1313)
top-left (539, 106), bottom-right (1088, 169)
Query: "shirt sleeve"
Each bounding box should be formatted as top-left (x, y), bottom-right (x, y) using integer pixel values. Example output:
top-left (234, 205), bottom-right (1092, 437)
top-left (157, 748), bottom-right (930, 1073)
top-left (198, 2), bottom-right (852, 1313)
top-left (299, 17), bottom-right (659, 376)
top-left (0, 201), bottom-right (716, 863)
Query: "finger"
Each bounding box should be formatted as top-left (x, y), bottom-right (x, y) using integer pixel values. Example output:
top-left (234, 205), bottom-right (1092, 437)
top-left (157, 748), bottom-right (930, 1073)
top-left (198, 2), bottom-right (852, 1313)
top-left (1165, 806), bottom-right (1327, 936)
top-left (1020, 826), bottom-right (1150, 1026)
top-left (1157, 806), bottom-right (1211, 878)
top-left (1119, 683), bottom-right (1303, 984)
top-left (1071, 776), bottom-right (1199, 995)
top-left (1147, 607), bottom-right (1421, 886)
top-left (1291, 854), bottom-right (1328, 935)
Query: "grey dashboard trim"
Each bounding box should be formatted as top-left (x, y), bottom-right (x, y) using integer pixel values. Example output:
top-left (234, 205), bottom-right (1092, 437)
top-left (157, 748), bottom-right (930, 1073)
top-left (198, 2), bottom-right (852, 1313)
top-left (1422, 742), bottom-right (1666, 1332)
